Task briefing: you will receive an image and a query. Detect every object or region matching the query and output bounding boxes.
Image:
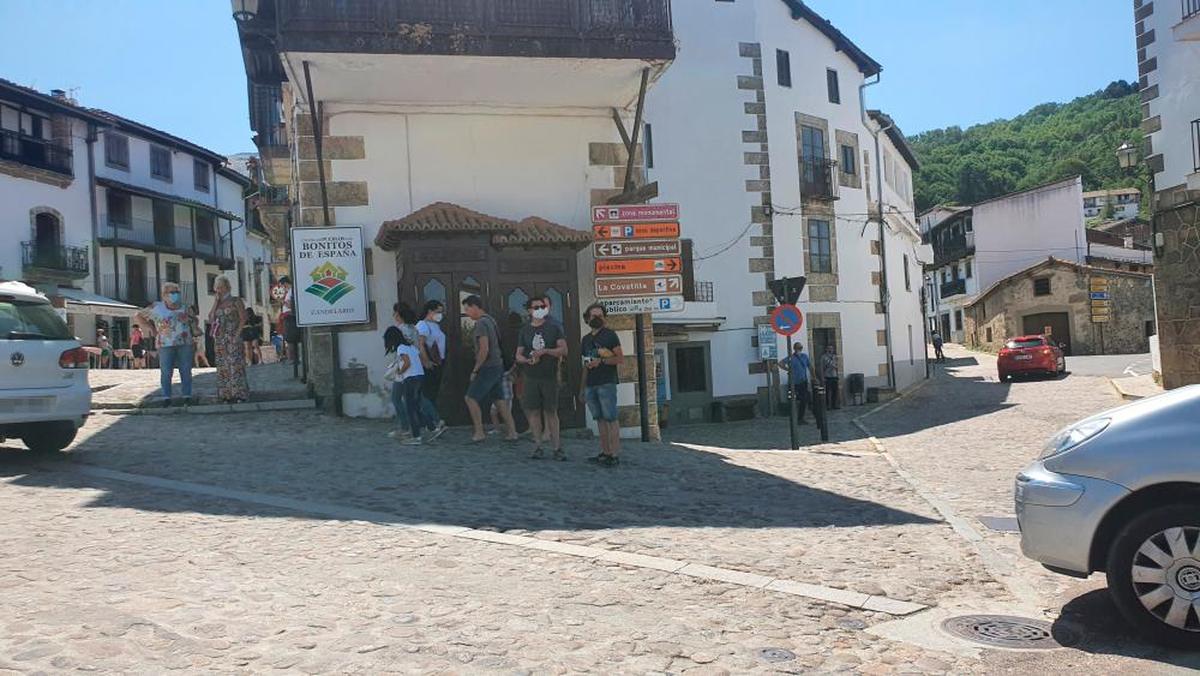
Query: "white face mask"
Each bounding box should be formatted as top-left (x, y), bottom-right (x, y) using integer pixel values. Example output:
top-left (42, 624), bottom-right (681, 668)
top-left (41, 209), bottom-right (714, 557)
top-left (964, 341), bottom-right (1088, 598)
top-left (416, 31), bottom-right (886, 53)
top-left (532, 308), bottom-right (549, 320)
top-left (432, 312), bottom-right (444, 323)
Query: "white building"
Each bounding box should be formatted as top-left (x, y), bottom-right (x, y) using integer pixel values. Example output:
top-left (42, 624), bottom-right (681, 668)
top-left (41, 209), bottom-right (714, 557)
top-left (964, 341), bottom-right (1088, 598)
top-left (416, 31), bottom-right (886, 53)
top-left (0, 78), bottom-right (273, 352)
top-left (1082, 188), bottom-right (1141, 220)
top-left (642, 0), bottom-right (929, 422)
top-left (922, 176), bottom-right (1086, 343)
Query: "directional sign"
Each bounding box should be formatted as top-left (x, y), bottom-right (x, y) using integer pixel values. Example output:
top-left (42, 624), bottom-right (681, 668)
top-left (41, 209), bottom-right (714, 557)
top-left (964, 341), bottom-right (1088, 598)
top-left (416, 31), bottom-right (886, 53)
top-left (596, 257), bottom-right (682, 276)
top-left (595, 275), bottom-right (684, 298)
top-left (1090, 299), bottom-right (1111, 309)
top-left (770, 304), bottom-right (804, 337)
top-left (592, 203), bottom-right (679, 224)
top-left (1089, 291), bottom-right (1111, 300)
top-left (593, 222), bottom-right (681, 240)
top-left (593, 239), bottom-right (681, 259)
top-left (1090, 278), bottom-right (1109, 290)
top-left (601, 295), bottom-right (685, 315)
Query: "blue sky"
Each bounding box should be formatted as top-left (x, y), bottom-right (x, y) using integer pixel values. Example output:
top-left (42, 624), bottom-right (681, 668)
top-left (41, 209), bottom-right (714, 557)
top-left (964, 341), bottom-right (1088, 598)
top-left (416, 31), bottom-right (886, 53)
top-left (0, 1), bottom-right (1136, 154)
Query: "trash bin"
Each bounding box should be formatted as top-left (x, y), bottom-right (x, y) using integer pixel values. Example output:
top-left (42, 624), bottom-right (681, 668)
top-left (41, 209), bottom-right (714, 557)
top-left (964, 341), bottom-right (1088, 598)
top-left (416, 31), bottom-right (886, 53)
top-left (847, 373), bottom-right (865, 405)
top-left (866, 387), bottom-right (880, 404)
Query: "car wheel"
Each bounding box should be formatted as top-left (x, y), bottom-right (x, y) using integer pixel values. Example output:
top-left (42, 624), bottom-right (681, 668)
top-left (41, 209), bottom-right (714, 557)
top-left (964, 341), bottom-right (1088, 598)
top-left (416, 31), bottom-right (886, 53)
top-left (1057, 357), bottom-right (1066, 374)
top-left (20, 421), bottom-right (78, 454)
top-left (998, 371), bottom-right (1009, 382)
top-left (1106, 504), bottom-right (1200, 648)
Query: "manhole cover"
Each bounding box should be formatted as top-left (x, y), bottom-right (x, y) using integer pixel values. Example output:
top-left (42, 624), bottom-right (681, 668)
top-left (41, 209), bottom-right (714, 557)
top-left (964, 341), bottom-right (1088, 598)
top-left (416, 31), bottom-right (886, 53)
top-left (757, 647), bottom-right (796, 663)
top-left (941, 615), bottom-right (1075, 650)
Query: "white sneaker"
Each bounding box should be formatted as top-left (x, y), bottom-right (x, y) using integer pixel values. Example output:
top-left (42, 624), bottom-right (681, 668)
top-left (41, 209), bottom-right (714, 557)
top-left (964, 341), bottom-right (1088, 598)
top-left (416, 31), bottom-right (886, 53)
top-left (429, 422), bottom-right (447, 441)
top-left (402, 437), bottom-right (423, 446)
top-left (387, 430), bottom-right (411, 440)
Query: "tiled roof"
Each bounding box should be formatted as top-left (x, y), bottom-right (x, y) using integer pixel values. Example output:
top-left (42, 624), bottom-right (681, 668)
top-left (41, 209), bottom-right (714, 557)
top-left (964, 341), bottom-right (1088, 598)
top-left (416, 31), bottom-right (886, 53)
top-left (376, 202), bottom-right (592, 250)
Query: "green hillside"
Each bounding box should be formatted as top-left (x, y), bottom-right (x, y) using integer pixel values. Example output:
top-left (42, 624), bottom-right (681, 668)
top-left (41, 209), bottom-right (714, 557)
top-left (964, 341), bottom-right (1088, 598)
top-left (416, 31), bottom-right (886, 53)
top-left (909, 80), bottom-right (1149, 214)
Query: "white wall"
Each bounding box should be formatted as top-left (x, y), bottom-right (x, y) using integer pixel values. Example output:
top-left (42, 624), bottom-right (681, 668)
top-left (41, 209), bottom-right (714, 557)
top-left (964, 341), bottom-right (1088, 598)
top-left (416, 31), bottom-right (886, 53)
top-left (1089, 242), bottom-right (1152, 264)
top-left (1145, 2), bottom-right (1200, 191)
top-left (973, 177), bottom-right (1085, 291)
top-left (325, 106), bottom-right (620, 417)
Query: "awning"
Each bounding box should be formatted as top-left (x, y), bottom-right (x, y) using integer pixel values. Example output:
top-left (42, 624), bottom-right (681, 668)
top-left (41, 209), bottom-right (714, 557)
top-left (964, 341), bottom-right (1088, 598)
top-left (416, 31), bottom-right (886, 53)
top-left (96, 177), bottom-right (243, 222)
top-left (653, 315), bottom-right (726, 332)
top-left (54, 287), bottom-right (140, 318)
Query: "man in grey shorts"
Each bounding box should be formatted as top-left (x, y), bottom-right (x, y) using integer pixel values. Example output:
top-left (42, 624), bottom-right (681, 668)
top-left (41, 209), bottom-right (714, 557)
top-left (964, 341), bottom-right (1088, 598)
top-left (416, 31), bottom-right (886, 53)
top-left (462, 295), bottom-right (517, 442)
top-left (516, 295), bottom-right (568, 460)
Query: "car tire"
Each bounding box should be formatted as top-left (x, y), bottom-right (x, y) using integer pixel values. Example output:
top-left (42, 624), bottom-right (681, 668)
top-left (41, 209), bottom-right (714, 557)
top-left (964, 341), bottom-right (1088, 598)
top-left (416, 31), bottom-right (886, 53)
top-left (998, 371), bottom-right (1009, 382)
top-left (21, 421), bottom-right (78, 454)
top-left (1105, 504), bottom-right (1200, 648)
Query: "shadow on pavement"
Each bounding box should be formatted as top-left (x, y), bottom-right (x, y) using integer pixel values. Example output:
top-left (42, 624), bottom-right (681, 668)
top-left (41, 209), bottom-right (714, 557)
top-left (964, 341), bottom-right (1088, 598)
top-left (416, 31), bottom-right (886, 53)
top-left (860, 369), bottom-right (1017, 440)
top-left (0, 408), bottom-right (937, 534)
top-left (1054, 588), bottom-right (1200, 668)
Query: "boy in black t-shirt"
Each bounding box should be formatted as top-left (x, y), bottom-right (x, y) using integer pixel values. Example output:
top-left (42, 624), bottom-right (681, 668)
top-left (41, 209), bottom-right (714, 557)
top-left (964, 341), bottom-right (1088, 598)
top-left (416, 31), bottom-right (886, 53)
top-left (579, 303), bottom-right (623, 466)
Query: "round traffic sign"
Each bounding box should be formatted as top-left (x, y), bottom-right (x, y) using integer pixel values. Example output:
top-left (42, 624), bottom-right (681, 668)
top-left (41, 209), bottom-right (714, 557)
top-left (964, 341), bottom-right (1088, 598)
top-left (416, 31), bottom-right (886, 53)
top-left (770, 304), bottom-right (804, 336)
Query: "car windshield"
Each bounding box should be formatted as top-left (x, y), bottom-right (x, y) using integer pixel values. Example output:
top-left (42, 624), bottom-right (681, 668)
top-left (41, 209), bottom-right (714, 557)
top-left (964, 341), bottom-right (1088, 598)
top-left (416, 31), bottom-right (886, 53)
top-left (1006, 338), bottom-right (1044, 349)
top-left (0, 298), bottom-right (73, 340)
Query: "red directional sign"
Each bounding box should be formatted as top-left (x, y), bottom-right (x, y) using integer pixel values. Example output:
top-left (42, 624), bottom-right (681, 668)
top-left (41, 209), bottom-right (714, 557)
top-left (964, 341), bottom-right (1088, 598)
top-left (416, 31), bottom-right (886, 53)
top-left (770, 304), bottom-right (804, 337)
top-left (595, 257), bottom-right (682, 276)
top-left (593, 222), bottom-right (681, 240)
top-left (592, 203), bottom-right (679, 224)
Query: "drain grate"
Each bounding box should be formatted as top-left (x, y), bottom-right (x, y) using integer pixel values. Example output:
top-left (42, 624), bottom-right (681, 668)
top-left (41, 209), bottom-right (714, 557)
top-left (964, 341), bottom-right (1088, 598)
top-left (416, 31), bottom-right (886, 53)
top-left (756, 648), bottom-right (796, 663)
top-left (941, 614), bottom-right (1075, 650)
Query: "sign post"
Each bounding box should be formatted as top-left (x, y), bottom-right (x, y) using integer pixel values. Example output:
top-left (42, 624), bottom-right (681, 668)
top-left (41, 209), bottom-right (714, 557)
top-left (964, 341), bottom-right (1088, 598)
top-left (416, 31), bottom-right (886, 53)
top-left (770, 302), bottom-right (804, 450)
top-left (593, 202), bottom-right (683, 442)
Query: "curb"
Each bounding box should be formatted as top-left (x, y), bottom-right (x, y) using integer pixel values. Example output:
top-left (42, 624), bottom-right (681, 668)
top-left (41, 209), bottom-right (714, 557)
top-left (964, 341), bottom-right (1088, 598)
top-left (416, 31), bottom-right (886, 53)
top-left (1106, 376), bottom-right (1148, 401)
top-left (99, 399), bottom-right (317, 416)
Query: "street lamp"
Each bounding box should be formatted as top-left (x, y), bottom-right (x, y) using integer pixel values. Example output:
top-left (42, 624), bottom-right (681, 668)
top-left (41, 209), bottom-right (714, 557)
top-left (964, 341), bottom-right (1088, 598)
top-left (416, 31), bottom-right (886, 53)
top-left (232, 0), bottom-right (259, 22)
top-left (1116, 142), bottom-right (1138, 172)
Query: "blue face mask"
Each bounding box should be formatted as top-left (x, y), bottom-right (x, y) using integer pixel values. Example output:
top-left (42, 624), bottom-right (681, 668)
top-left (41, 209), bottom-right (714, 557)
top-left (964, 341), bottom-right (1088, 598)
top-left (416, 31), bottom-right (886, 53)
top-left (168, 292), bottom-right (181, 304)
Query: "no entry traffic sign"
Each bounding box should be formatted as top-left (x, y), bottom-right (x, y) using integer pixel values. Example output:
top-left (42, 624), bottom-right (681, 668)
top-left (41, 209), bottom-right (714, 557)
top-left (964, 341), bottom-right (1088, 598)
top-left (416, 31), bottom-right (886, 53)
top-left (770, 304), bottom-right (804, 336)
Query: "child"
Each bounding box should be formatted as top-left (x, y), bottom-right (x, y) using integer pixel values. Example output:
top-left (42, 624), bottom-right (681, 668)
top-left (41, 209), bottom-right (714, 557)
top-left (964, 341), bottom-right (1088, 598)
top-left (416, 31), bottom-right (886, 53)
top-left (384, 326), bottom-right (429, 445)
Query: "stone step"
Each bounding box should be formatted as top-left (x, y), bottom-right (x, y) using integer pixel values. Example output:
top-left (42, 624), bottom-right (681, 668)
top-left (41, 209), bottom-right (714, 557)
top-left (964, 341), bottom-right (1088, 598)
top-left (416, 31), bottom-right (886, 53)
top-left (113, 398), bottom-right (316, 416)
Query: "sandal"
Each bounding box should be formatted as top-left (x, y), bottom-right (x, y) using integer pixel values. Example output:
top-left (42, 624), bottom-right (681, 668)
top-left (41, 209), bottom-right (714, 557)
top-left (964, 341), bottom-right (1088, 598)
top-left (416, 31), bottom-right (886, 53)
top-left (529, 447), bottom-right (545, 459)
top-left (552, 448), bottom-right (567, 462)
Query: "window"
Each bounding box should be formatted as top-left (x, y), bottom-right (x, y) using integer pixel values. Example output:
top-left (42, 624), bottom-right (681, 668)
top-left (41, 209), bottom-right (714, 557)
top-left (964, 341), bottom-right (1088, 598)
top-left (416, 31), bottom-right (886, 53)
top-left (840, 144), bottom-right (856, 175)
top-left (673, 345), bottom-right (708, 394)
top-left (986, 327), bottom-right (993, 342)
top-left (106, 191), bottom-right (131, 228)
top-left (800, 125), bottom-right (826, 162)
top-left (193, 159), bottom-right (210, 192)
top-left (1145, 320), bottom-right (1155, 337)
top-left (776, 49), bottom-right (792, 88)
top-left (903, 254), bottom-right (911, 291)
top-left (965, 260), bottom-right (973, 279)
top-left (196, 212), bottom-right (215, 244)
top-left (964, 215), bottom-right (973, 232)
top-left (643, 123), bottom-right (654, 169)
top-left (165, 262), bottom-right (180, 284)
top-left (951, 264), bottom-right (959, 280)
top-left (808, 219), bottom-right (832, 273)
top-left (237, 260), bottom-right (246, 296)
top-left (206, 273), bottom-right (217, 295)
top-left (104, 133), bottom-right (129, 169)
top-left (1033, 277), bottom-right (1051, 296)
top-left (150, 145), bottom-right (172, 182)
top-left (826, 68), bottom-right (840, 104)
top-left (953, 309), bottom-right (963, 330)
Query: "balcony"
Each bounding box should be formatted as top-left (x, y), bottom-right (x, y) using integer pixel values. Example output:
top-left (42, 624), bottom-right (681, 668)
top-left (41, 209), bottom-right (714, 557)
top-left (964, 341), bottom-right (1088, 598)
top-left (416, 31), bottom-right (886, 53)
top-left (800, 158), bottom-right (839, 202)
top-left (21, 241), bottom-right (89, 279)
top-left (99, 274), bottom-right (198, 308)
top-left (99, 216), bottom-right (235, 268)
top-left (1178, 0), bottom-right (1200, 40)
top-left (940, 279), bottom-right (967, 299)
top-left (259, 184), bottom-right (290, 206)
top-left (0, 129), bottom-right (72, 176)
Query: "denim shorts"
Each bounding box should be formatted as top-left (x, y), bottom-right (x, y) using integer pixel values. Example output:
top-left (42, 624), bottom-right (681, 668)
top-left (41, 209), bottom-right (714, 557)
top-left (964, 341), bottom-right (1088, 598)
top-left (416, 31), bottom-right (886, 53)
top-left (466, 364), bottom-right (504, 407)
top-left (585, 383), bottom-right (618, 422)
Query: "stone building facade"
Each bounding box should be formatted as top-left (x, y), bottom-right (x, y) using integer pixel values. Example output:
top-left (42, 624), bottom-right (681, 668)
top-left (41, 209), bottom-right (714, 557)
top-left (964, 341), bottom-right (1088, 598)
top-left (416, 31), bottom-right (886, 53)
top-left (965, 258), bottom-right (1155, 356)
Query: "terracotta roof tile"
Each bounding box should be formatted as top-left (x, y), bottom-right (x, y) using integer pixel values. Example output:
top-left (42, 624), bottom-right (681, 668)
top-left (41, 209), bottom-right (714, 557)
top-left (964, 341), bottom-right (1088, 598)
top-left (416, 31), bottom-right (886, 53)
top-left (376, 202), bottom-right (591, 250)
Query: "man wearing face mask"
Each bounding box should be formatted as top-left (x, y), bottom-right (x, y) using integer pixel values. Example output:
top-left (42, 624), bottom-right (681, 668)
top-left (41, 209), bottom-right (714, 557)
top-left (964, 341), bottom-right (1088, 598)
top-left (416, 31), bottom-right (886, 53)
top-left (517, 296), bottom-right (568, 460)
top-left (416, 300), bottom-right (448, 437)
top-left (579, 303), bottom-right (623, 466)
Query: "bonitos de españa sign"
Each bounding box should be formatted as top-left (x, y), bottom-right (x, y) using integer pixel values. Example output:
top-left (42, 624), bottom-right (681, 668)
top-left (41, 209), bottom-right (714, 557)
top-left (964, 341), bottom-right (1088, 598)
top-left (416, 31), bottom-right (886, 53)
top-left (290, 226), bottom-right (370, 327)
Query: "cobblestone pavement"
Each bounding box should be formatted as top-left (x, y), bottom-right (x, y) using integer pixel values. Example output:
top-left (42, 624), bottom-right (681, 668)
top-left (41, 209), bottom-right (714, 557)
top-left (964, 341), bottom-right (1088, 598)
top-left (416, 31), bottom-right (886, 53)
top-left (89, 362), bottom-right (308, 408)
top-left (1, 347), bottom-right (1196, 672)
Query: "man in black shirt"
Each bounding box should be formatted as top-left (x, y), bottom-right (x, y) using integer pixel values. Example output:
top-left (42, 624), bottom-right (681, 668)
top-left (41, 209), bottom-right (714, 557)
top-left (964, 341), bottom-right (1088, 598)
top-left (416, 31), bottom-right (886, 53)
top-left (579, 303), bottom-right (623, 466)
top-left (516, 296), bottom-right (568, 460)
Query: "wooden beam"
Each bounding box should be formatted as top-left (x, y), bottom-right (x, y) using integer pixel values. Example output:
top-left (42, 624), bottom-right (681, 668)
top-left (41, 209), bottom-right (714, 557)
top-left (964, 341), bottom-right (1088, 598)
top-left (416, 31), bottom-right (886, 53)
top-left (622, 67), bottom-right (650, 194)
top-left (611, 108), bottom-right (632, 150)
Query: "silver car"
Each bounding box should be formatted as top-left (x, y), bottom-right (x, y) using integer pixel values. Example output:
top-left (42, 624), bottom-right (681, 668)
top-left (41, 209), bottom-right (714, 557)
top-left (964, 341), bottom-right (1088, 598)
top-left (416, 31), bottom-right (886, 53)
top-left (1016, 385), bottom-right (1200, 647)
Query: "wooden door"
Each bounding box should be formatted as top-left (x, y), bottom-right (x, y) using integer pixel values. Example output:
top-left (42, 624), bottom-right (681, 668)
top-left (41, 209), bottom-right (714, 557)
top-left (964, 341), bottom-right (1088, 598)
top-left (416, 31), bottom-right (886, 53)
top-left (1022, 312), bottom-right (1072, 354)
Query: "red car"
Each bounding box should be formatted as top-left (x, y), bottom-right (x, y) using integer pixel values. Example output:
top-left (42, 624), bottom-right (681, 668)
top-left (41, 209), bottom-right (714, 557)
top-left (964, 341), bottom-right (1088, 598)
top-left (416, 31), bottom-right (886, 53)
top-left (997, 334), bottom-right (1066, 381)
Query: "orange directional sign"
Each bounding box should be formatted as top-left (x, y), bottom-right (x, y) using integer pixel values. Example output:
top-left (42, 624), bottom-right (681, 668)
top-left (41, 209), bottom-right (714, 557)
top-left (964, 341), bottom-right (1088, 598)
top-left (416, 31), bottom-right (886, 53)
top-left (595, 275), bottom-right (684, 298)
top-left (595, 257), bottom-right (682, 276)
top-left (593, 239), bottom-right (681, 259)
top-left (593, 222), bottom-right (681, 240)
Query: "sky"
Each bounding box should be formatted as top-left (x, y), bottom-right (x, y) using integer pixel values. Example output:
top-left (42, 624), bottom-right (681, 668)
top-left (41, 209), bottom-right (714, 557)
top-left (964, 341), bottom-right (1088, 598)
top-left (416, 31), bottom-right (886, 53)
top-left (0, 1), bottom-right (1137, 154)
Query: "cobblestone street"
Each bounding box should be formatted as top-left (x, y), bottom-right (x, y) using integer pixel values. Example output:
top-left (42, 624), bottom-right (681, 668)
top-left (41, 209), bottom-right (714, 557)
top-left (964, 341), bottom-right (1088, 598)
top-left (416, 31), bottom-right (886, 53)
top-left (1, 346), bottom-right (1196, 673)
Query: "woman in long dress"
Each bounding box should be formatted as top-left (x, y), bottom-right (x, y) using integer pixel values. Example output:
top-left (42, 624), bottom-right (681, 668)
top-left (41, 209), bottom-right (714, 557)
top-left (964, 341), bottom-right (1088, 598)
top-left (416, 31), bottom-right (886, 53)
top-left (209, 275), bottom-right (250, 403)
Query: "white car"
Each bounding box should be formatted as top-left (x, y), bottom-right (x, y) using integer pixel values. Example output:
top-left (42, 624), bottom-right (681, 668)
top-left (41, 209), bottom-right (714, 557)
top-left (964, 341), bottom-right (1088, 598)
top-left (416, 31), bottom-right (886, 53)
top-left (0, 281), bottom-right (91, 452)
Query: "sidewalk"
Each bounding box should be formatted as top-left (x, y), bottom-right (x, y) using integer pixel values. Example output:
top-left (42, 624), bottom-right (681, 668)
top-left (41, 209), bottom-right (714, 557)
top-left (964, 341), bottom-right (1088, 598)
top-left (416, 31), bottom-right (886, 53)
top-left (1108, 373), bottom-right (1162, 400)
top-left (89, 362), bottom-right (310, 409)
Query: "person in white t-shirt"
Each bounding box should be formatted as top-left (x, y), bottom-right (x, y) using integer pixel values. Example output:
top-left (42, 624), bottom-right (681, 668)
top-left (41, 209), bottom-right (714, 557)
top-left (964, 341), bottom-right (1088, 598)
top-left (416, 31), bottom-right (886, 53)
top-left (383, 326), bottom-right (432, 445)
top-left (416, 299), bottom-right (448, 434)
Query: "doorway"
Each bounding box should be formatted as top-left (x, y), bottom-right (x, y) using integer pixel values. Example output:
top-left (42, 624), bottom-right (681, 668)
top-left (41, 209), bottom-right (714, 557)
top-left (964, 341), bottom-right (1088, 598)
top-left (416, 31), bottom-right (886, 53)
top-left (668, 341), bottom-right (712, 424)
top-left (125, 256), bottom-right (149, 306)
top-left (1022, 312), bottom-right (1072, 354)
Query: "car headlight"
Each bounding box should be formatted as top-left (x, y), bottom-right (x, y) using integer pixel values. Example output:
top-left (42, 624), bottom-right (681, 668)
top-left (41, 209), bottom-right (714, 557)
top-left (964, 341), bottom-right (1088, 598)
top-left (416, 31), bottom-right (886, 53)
top-left (1041, 418), bottom-right (1110, 459)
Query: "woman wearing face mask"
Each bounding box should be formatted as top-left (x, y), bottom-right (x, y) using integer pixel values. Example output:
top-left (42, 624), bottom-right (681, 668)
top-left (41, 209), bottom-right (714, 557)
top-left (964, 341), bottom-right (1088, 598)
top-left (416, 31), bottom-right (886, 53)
top-left (135, 282), bottom-right (196, 406)
top-left (415, 300), bottom-right (448, 437)
top-left (208, 275), bottom-right (249, 403)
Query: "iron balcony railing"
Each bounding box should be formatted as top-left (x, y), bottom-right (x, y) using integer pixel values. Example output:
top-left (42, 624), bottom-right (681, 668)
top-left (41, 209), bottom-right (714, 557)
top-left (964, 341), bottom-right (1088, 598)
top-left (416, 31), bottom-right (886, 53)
top-left (101, 216), bottom-right (234, 263)
top-left (259, 184), bottom-right (290, 205)
top-left (692, 280), bottom-right (714, 303)
top-left (940, 279), bottom-right (967, 299)
top-left (1191, 118), bottom-right (1200, 173)
top-left (273, 0), bottom-right (674, 59)
top-left (0, 129), bottom-right (72, 176)
top-left (21, 241), bottom-right (89, 276)
top-left (800, 157), bottom-right (839, 201)
top-left (99, 274), bottom-right (198, 308)
top-left (1185, 0), bottom-right (1200, 21)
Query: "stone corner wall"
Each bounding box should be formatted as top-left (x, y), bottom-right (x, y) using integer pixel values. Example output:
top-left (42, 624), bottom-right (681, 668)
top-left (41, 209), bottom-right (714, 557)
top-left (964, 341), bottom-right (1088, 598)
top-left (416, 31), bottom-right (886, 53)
top-left (1153, 202), bottom-right (1200, 388)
